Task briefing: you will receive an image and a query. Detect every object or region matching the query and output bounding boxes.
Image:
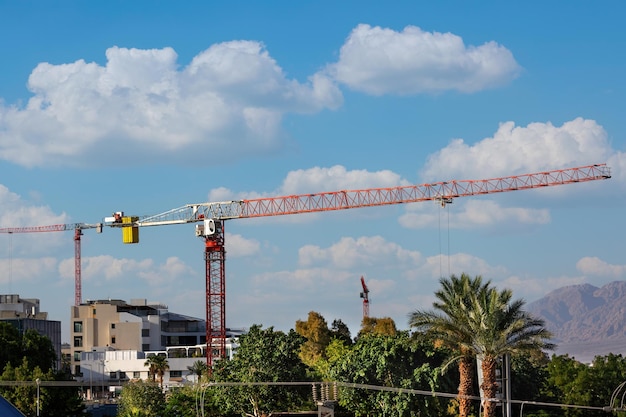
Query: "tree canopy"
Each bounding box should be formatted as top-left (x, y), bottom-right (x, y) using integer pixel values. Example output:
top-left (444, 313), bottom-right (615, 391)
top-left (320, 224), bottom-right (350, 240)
top-left (211, 324), bottom-right (312, 417)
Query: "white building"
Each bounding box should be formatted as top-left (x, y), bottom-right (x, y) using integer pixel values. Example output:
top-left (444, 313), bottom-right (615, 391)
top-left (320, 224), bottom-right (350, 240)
top-left (78, 339), bottom-right (239, 398)
top-left (70, 298), bottom-right (242, 398)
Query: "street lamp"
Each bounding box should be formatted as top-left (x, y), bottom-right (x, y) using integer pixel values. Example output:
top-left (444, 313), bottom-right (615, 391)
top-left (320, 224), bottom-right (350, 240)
top-left (36, 378), bottom-right (40, 417)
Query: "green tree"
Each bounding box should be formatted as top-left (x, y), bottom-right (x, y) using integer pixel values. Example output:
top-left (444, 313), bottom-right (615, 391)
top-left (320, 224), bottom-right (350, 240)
top-left (0, 323), bottom-right (57, 372)
top-left (0, 324), bottom-right (84, 417)
top-left (408, 273), bottom-right (490, 417)
top-left (144, 354), bottom-right (169, 389)
top-left (118, 379), bottom-right (166, 417)
top-left (315, 338), bottom-right (352, 381)
top-left (187, 359), bottom-right (208, 384)
top-left (330, 319), bottom-right (353, 345)
top-left (357, 316), bottom-right (397, 338)
top-left (509, 350), bottom-right (550, 407)
top-left (469, 285), bottom-right (553, 417)
top-left (540, 353), bottom-right (626, 417)
top-left (212, 324), bottom-right (311, 416)
top-left (295, 311), bottom-right (331, 368)
top-left (0, 322), bottom-right (22, 369)
top-left (0, 359), bottom-right (46, 416)
top-left (328, 332), bottom-right (454, 417)
top-left (164, 385), bottom-right (211, 417)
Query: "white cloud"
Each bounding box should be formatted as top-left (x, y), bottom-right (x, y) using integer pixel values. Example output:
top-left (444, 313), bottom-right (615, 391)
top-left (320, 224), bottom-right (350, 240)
top-left (576, 256), bottom-right (626, 278)
top-left (226, 233), bottom-right (261, 258)
top-left (0, 185), bottom-right (71, 255)
top-left (0, 257), bottom-right (57, 284)
top-left (411, 252), bottom-right (509, 281)
top-left (280, 165), bottom-right (409, 194)
top-left (208, 165), bottom-right (408, 201)
top-left (60, 255), bottom-right (197, 287)
top-left (501, 274), bottom-right (588, 302)
top-left (328, 24), bottom-right (521, 95)
top-left (0, 43), bottom-right (342, 168)
top-left (252, 267), bottom-right (355, 290)
top-left (421, 118), bottom-right (613, 181)
top-left (298, 235), bottom-right (421, 269)
top-left (399, 199), bottom-right (550, 230)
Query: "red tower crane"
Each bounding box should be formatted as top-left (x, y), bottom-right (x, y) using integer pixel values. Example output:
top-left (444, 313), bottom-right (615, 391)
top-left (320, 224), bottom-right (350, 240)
top-left (360, 276), bottom-right (370, 319)
top-left (103, 163), bottom-right (611, 368)
top-left (0, 223), bottom-right (102, 306)
top-left (0, 164), bottom-right (612, 368)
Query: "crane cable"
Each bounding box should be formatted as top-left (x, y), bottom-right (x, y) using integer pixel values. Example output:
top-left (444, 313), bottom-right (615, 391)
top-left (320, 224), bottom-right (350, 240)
top-left (437, 201), bottom-right (451, 278)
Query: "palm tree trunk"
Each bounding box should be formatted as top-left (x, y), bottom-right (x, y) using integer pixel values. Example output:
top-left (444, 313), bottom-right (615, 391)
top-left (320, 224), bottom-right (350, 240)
top-left (458, 354), bottom-right (474, 417)
top-left (480, 356), bottom-right (498, 417)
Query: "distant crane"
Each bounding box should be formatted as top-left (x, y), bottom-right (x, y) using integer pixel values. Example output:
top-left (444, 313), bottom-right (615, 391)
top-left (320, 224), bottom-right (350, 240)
top-left (0, 223), bottom-right (102, 306)
top-left (0, 163), bottom-right (612, 369)
top-left (360, 276), bottom-right (370, 319)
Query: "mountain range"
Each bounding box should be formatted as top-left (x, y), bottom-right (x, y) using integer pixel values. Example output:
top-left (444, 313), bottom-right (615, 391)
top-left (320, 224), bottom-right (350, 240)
top-left (526, 280), bottom-right (626, 363)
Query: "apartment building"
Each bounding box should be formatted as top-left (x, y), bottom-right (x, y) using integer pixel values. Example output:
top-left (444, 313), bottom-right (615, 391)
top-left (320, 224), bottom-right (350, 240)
top-left (70, 298), bottom-right (208, 376)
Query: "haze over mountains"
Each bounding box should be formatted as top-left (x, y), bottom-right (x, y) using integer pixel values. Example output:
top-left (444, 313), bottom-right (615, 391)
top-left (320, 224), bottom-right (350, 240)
top-left (527, 281), bottom-right (626, 363)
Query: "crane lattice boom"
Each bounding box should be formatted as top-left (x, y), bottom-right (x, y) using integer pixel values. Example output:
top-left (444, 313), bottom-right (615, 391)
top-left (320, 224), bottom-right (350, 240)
top-left (124, 164), bottom-right (611, 227)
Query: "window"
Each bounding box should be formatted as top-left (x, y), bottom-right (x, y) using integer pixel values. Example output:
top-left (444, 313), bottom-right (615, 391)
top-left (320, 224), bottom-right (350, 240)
top-left (92, 308), bottom-right (96, 315)
top-left (73, 336), bottom-right (83, 348)
top-left (73, 351), bottom-right (82, 361)
top-left (109, 372), bottom-right (117, 379)
top-left (73, 321), bottom-right (83, 333)
top-left (133, 371), bottom-right (141, 378)
top-left (170, 370), bottom-right (182, 378)
top-left (142, 344), bottom-right (150, 352)
top-left (111, 337), bottom-right (116, 344)
top-left (111, 323), bottom-right (116, 329)
top-left (141, 329), bottom-right (149, 337)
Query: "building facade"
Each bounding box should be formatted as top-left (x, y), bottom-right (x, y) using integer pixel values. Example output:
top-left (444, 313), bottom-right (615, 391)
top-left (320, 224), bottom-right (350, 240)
top-left (78, 340), bottom-right (239, 399)
top-left (69, 298), bottom-right (209, 376)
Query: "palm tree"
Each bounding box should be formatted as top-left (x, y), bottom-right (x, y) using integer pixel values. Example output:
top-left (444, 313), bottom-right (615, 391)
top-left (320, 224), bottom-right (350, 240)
top-left (408, 273), bottom-right (490, 417)
top-left (187, 360), bottom-right (208, 384)
top-left (467, 286), bottom-right (554, 417)
top-left (144, 354), bottom-right (170, 389)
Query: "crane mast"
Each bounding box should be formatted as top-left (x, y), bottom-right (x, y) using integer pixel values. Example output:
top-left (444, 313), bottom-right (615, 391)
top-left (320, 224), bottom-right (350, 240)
top-left (360, 276), bottom-right (370, 319)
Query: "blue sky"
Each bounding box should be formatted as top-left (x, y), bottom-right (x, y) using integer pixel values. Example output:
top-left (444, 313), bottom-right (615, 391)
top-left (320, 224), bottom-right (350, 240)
top-left (1, 1), bottom-right (625, 343)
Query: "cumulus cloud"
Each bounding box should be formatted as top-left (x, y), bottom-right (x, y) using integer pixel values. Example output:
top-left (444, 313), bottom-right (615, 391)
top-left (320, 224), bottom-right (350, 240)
top-left (327, 24), bottom-right (521, 95)
top-left (299, 235), bottom-right (421, 269)
top-left (60, 254), bottom-right (196, 287)
top-left (0, 43), bottom-right (342, 168)
top-left (421, 118), bottom-right (613, 181)
top-left (252, 267), bottom-right (355, 290)
top-left (0, 185), bottom-right (71, 255)
top-left (399, 199), bottom-right (550, 230)
top-left (410, 118), bottom-right (621, 229)
top-left (410, 252), bottom-right (509, 281)
top-left (226, 233), bottom-right (261, 258)
top-left (576, 256), bottom-right (626, 278)
top-left (208, 165), bottom-right (408, 202)
top-left (501, 274), bottom-right (588, 301)
top-left (0, 257), bottom-right (57, 284)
